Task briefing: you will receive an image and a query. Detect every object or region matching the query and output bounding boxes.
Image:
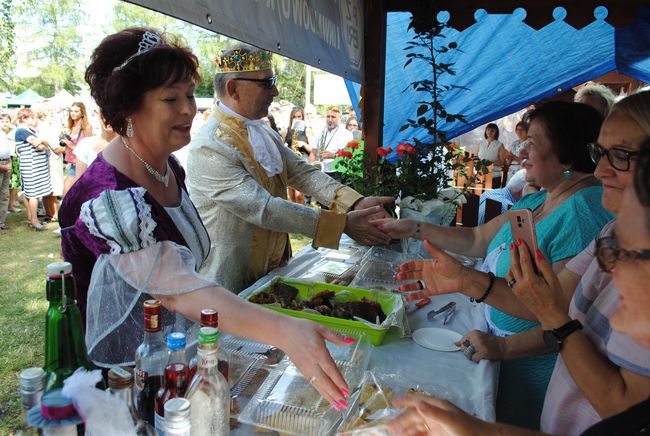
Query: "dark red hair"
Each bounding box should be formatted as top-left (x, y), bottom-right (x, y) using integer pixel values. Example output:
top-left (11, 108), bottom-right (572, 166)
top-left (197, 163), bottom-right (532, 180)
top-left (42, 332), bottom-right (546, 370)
top-left (85, 27), bottom-right (200, 136)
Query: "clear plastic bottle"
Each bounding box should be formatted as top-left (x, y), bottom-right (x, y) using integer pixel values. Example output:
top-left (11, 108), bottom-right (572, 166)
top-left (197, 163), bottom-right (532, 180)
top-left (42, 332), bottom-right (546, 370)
top-left (186, 327), bottom-right (230, 436)
top-left (154, 333), bottom-right (189, 436)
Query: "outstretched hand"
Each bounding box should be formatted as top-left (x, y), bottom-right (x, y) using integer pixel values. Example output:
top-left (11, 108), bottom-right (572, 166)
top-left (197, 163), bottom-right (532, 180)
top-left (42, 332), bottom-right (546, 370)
top-left (371, 218), bottom-right (417, 239)
top-left (345, 205), bottom-right (392, 246)
top-left (395, 239), bottom-right (465, 301)
top-left (279, 318), bottom-right (353, 411)
top-left (506, 240), bottom-right (569, 329)
top-left (387, 394), bottom-right (489, 435)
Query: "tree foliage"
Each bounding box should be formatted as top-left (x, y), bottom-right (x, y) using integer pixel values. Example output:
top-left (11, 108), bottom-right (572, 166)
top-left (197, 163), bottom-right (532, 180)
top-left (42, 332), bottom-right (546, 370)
top-left (0, 0), bottom-right (15, 90)
top-left (12, 0), bottom-right (86, 96)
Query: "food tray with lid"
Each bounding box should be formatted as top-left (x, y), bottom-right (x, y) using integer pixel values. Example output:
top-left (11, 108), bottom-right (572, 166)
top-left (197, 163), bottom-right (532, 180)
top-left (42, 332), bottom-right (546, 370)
top-left (237, 338), bottom-right (371, 435)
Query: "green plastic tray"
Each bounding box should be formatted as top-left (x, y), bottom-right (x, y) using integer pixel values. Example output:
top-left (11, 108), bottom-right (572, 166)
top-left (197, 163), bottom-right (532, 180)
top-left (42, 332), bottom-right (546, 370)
top-left (246, 277), bottom-right (400, 346)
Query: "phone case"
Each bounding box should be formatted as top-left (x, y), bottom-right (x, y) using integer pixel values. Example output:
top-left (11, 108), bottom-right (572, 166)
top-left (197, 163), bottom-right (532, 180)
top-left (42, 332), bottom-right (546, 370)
top-left (508, 209), bottom-right (539, 260)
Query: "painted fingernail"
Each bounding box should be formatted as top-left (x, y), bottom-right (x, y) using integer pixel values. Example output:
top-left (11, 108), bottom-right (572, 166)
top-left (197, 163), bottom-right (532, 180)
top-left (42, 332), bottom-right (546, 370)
top-left (343, 337), bottom-right (356, 344)
top-left (516, 238), bottom-right (522, 246)
top-left (341, 388), bottom-right (350, 398)
top-left (535, 248), bottom-right (544, 260)
top-left (454, 341), bottom-right (461, 346)
top-left (510, 242), bottom-right (514, 250)
top-left (338, 400), bottom-right (348, 410)
top-left (424, 236), bottom-right (430, 243)
top-left (331, 401), bottom-right (341, 411)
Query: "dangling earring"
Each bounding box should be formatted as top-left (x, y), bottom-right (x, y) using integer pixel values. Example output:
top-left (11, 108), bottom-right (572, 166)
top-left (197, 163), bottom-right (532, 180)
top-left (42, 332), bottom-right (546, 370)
top-left (126, 118), bottom-right (134, 137)
top-left (563, 168), bottom-right (573, 180)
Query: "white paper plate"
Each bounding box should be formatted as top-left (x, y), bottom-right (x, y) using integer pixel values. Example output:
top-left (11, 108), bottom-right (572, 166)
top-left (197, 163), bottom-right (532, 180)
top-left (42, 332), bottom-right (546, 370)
top-left (412, 327), bottom-right (462, 352)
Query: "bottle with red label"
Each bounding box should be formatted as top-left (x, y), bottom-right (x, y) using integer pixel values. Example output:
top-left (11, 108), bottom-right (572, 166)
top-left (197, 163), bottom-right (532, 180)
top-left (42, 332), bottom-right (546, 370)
top-left (134, 300), bottom-right (167, 427)
top-left (188, 309), bottom-right (229, 381)
top-left (154, 332), bottom-right (189, 436)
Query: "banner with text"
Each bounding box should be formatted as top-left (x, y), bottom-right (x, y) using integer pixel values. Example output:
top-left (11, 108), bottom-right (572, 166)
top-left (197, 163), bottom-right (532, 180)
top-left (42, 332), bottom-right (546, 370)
top-left (128, 0), bottom-right (364, 82)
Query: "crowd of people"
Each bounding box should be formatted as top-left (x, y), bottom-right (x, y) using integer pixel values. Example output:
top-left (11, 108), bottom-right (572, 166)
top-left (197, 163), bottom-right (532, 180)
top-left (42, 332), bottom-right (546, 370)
top-left (3, 24), bottom-right (649, 435)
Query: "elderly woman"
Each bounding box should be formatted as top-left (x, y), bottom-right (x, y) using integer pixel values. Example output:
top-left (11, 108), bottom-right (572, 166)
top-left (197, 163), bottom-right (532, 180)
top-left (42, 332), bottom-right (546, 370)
top-left (376, 101), bottom-right (613, 428)
top-left (451, 92), bottom-right (650, 434)
top-left (386, 133), bottom-right (650, 436)
top-left (59, 28), bottom-right (351, 411)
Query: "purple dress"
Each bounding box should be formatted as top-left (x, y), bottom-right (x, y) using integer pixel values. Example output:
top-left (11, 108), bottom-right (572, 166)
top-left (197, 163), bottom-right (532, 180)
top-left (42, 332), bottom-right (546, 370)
top-left (59, 154), bottom-right (198, 320)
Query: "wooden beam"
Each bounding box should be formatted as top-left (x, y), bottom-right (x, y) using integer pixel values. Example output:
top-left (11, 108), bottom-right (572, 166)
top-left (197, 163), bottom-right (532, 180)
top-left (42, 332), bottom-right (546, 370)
top-left (362, 0), bottom-right (386, 166)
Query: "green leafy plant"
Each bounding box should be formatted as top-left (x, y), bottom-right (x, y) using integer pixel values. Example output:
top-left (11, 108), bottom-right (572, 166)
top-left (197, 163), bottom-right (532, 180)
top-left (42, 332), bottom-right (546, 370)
top-left (333, 140), bottom-right (399, 197)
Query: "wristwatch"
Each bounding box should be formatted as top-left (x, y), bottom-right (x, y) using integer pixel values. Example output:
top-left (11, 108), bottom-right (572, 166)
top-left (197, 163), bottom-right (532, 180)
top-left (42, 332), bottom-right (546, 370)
top-left (543, 319), bottom-right (583, 352)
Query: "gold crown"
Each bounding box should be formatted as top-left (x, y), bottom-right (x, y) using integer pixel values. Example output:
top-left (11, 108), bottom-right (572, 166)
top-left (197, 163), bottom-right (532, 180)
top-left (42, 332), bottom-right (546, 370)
top-left (214, 48), bottom-right (273, 73)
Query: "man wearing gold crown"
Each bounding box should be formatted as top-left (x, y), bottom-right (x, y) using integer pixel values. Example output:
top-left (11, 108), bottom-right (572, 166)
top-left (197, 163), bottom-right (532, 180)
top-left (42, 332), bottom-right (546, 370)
top-left (187, 44), bottom-right (393, 292)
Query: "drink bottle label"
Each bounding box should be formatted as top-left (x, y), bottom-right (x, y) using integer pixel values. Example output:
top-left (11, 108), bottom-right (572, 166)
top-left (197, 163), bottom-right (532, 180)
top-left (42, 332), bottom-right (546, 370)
top-left (200, 353), bottom-right (218, 369)
top-left (135, 368), bottom-right (147, 391)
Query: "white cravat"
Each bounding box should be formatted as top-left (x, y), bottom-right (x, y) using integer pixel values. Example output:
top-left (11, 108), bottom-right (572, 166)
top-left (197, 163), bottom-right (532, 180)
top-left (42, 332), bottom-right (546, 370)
top-left (218, 102), bottom-right (283, 177)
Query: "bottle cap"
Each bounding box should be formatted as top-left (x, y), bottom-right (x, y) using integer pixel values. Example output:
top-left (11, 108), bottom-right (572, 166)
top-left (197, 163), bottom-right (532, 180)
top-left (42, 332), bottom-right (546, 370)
top-left (200, 308), bottom-right (218, 327)
top-left (107, 366), bottom-right (133, 390)
top-left (19, 367), bottom-right (45, 392)
top-left (167, 332), bottom-right (186, 351)
top-left (47, 262), bottom-right (72, 277)
top-left (164, 397), bottom-right (190, 427)
top-left (198, 326), bottom-right (219, 345)
top-left (143, 300), bottom-right (162, 332)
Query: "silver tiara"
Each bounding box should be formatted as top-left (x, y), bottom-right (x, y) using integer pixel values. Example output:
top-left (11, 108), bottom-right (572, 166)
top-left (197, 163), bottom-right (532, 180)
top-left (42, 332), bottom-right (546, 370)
top-left (113, 31), bottom-right (165, 72)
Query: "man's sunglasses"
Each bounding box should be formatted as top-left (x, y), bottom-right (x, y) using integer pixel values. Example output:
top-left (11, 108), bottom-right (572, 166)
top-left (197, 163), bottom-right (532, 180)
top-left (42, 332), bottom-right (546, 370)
top-left (233, 76), bottom-right (277, 89)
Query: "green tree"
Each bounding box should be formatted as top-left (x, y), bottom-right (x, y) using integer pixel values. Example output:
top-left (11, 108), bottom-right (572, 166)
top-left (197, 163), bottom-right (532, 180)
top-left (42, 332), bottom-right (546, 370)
top-left (112, 2), bottom-right (222, 97)
top-left (14, 0), bottom-right (86, 96)
top-left (0, 0), bottom-right (15, 90)
top-left (274, 57), bottom-right (306, 106)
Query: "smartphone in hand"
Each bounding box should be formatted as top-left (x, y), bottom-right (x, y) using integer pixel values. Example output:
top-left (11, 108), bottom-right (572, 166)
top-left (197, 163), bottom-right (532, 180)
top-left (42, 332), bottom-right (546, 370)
top-left (508, 208), bottom-right (539, 271)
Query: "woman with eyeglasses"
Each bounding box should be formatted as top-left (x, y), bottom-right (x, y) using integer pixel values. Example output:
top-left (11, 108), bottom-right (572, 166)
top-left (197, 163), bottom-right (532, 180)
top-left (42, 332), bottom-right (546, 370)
top-left (376, 101), bottom-right (613, 429)
top-left (389, 92), bottom-right (650, 435)
top-left (386, 137), bottom-right (650, 436)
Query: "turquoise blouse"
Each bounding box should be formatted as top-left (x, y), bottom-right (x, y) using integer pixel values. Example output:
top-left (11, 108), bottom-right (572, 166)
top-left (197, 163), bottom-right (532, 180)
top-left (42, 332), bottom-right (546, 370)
top-left (485, 186), bottom-right (613, 429)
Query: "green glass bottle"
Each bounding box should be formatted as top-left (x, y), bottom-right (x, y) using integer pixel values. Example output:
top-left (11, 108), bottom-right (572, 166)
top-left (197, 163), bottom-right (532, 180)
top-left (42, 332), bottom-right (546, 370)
top-left (44, 262), bottom-right (95, 391)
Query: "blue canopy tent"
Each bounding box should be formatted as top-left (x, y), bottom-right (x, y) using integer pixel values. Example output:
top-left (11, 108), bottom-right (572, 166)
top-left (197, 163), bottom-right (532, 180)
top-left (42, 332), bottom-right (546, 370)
top-left (345, 5), bottom-right (650, 150)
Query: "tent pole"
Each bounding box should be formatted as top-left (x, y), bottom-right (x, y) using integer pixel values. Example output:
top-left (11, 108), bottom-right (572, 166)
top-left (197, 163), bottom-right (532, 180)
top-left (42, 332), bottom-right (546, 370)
top-left (362, 0), bottom-right (387, 167)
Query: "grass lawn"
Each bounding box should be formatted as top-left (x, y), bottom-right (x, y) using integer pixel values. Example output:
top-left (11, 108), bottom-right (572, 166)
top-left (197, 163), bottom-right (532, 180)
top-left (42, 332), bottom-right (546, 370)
top-left (0, 207), bottom-right (312, 433)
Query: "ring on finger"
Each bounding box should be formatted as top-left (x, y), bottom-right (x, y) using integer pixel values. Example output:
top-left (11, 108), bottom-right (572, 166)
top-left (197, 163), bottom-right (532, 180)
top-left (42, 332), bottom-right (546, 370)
top-left (463, 344), bottom-right (476, 359)
top-left (423, 423), bottom-right (431, 431)
top-left (309, 376), bottom-right (317, 385)
top-left (507, 278), bottom-right (517, 288)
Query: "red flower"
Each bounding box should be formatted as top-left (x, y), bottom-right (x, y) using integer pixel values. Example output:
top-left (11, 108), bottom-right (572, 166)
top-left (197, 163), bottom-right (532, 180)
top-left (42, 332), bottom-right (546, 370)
top-left (377, 147), bottom-right (392, 157)
top-left (347, 140), bottom-right (360, 149)
top-left (336, 149), bottom-right (353, 159)
top-left (397, 143), bottom-right (416, 156)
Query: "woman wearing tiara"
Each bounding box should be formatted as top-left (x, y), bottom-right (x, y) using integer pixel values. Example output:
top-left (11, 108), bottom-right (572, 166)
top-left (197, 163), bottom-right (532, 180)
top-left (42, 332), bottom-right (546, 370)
top-left (59, 28), bottom-right (352, 411)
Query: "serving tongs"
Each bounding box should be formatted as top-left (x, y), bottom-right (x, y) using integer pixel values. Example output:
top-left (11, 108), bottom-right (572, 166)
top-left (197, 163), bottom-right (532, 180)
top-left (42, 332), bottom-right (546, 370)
top-left (426, 301), bottom-right (456, 324)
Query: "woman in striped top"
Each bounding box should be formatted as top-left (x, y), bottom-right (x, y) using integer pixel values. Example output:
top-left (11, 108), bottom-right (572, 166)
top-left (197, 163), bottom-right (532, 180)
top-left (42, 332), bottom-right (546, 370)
top-left (14, 108), bottom-right (52, 231)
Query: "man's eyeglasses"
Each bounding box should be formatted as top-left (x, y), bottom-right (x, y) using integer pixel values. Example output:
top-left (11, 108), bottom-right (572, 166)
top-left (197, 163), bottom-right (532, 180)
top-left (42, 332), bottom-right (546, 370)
top-left (595, 236), bottom-right (650, 272)
top-left (233, 76), bottom-right (277, 89)
top-left (588, 142), bottom-right (638, 171)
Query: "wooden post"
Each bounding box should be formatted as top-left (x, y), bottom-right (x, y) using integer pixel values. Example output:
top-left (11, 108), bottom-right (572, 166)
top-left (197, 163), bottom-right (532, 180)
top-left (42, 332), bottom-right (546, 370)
top-left (362, 0), bottom-right (387, 167)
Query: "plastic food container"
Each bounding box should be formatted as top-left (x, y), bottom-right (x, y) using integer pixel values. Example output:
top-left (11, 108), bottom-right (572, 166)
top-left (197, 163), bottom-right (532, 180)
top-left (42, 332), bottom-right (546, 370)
top-left (245, 277), bottom-right (404, 345)
top-left (238, 338), bottom-right (371, 435)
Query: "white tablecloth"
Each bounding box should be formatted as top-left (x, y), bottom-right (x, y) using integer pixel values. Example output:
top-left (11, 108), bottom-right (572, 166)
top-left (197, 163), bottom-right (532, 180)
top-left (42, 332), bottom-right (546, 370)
top-left (235, 239), bottom-right (498, 433)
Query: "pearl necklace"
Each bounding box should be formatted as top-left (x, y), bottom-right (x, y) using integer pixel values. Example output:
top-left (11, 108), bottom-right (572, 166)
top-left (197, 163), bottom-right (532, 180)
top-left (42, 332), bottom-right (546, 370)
top-left (120, 136), bottom-right (170, 188)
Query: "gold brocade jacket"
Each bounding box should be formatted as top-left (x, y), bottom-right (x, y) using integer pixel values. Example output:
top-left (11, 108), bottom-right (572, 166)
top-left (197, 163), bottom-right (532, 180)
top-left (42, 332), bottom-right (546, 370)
top-left (187, 106), bottom-right (362, 293)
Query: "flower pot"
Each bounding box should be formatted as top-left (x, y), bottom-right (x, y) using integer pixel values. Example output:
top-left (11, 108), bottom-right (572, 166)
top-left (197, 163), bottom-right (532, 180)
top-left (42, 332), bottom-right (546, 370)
top-left (399, 193), bottom-right (461, 258)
